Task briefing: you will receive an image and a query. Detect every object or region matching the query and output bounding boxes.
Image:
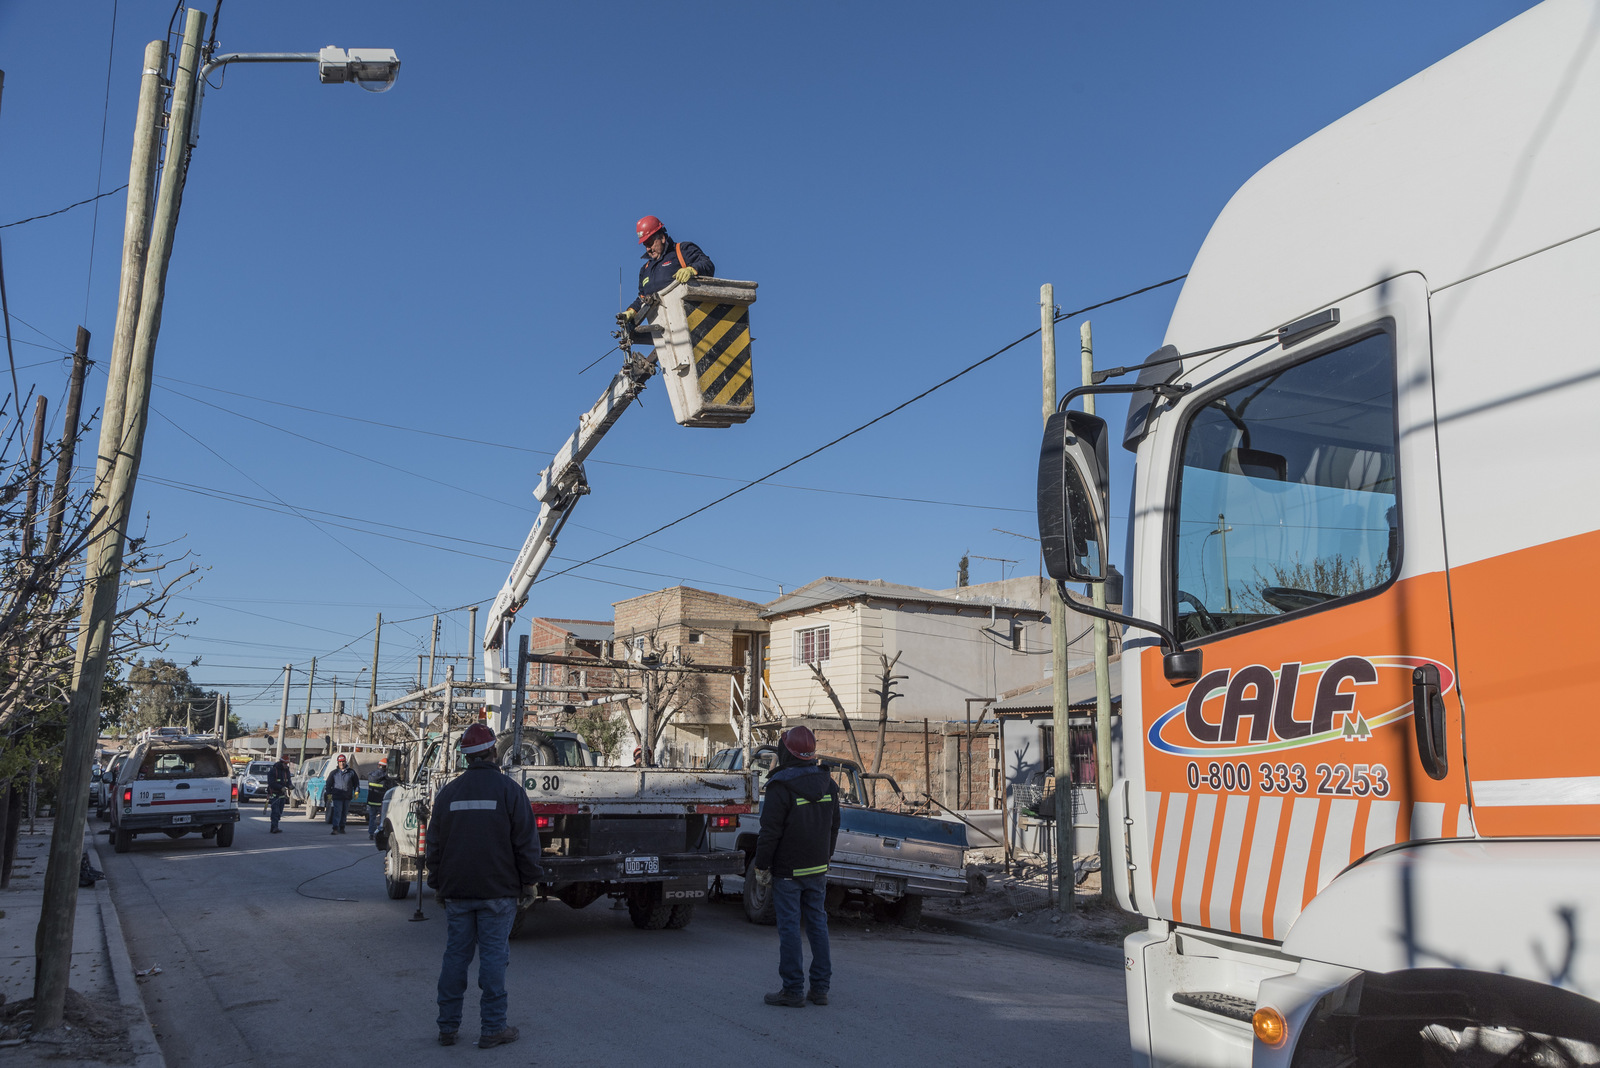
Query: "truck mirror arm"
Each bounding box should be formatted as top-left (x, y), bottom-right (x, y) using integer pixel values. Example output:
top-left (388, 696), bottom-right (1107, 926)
top-left (1055, 580), bottom-right (1202, 683)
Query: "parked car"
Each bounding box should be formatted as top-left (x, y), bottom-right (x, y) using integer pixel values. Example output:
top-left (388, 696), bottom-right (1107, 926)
top-left (94, 753), bottom-right (130, 820)
top-left (235, 760), bottom-right (277, 804)
top-left (107, 733), bottom-right (240, 852)
top-left (299, 751), bottom-right (382, 819)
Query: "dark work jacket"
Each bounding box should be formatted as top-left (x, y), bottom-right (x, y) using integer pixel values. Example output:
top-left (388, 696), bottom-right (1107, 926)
top-left (754, 763), bottom-right (841, 879)
top-left (626, 239), bottom-right (714, 318)
top-left (266, 762), bottom-right (292, 797)
top-left (425, 760), bottom-right (543, 900)
top-left (366, 771), bottom-right (394, 807)
top-left (325, 765), bottom-right (360, 801)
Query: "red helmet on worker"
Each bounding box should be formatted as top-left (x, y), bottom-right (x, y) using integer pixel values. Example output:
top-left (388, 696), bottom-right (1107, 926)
top-left (460, 722), bottom-right (497, 755)
top-left (635, 215), bottom-right (665, 245)
top-left (781, 726), bottom-right (816, 761)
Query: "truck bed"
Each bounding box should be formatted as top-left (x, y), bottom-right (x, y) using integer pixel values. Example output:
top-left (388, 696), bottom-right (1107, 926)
top-left (512, 766), bottom-right (753, 813)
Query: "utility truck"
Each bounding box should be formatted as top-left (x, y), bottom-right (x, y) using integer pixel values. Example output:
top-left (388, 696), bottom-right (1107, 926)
top-left (1035, 2), bottom-right (1600, 1064)
top-left (376, 273), bottom-right (760, 933)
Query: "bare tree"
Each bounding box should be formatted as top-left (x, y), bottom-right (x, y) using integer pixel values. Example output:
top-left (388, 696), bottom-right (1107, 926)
top-left (618, 615), bottom-right (710, 765)
top-left (806, 662), bottom-right (868, 771)
top-left (867, 651), bottom-right (907, 804)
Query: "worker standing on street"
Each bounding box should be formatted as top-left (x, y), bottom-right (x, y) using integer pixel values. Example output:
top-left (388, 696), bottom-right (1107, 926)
top-left (266, 753), bottom-right (292, 834)
top-left (324, 754), bottom-right (360, 835)
top-left (426, 722), bottom-right (543, 1050)
top-left (614, 215), bottom-right (715, 336)
top-left (366, 758), bottom-right (395, 840)
top-left (753, 726), bottom-right (840, 1008)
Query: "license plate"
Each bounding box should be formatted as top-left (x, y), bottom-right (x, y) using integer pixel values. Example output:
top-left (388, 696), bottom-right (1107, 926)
top-left (624, 856), bottom-right (660, 875)
top-left (873, 876), bottom-right (900, 895)
top-left (171, 815), bottom-right (191, 825)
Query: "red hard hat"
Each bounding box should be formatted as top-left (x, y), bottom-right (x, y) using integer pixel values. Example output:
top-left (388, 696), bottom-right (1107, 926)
top-left (460, 722), bottom-right (497, 755)
top-left (636, 215), bottom-right (665, 245)
top-left (781, 726), bottom-right (817, 761)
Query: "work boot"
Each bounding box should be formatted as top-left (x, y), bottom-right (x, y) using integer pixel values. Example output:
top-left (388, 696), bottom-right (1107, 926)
top-left (764, 989), bottom-right (805, 1008)
top-left (807, 988), bottom-right (829, 1006)
top-left (437, 1031), bottom-right (457, 1047)
top-left (330, 827), bottom-right (337, 835)
top-left (478, 1026), bottom-right (519, 1049)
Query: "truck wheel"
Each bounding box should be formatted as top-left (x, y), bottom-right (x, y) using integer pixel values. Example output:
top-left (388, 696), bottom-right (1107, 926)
top-left (113, 828), bottom-right (132, 853)
top-left (216, 822), bottom-right (234, 847)
top-left (884, 893), bottom-right (922, 928)
top-left (742, 858), bottom-right (776, 926)
top-left (384, 840), bottom-right (411, 900)
top-left (665, 903), bottom-right (695, 930)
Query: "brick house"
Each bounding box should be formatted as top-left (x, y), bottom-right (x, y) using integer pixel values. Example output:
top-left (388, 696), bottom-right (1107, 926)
top-left (526, 617), bottom-right (620, 715)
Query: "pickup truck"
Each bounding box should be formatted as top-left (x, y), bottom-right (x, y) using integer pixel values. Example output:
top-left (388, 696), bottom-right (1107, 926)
top-left (707, 745), bottom-right (969, 928)
top-left (376, 727), bottom-right (753, 933)
top-left (107, 733), bottom-right (239, 851)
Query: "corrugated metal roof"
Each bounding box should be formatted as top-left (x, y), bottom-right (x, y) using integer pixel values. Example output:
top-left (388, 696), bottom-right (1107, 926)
top-left (559, 621), bottom-right (613, 642)
top-left (992, 660), bottom-right (1121, 715)
top-left (763, 576), bottom-right (1043, 618)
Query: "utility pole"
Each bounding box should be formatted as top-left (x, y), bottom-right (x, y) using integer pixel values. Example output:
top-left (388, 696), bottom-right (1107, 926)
top-left (416, 655), bottom-right (424, 692)
top-left (1213, 513), bottom-right (1234, 613)
top-left (427, 615), bottom-right (440, 687)
top-left (37, 23), bottom-right (199, 1030)
top-left (276, 665), bottom-right (292, 759)
top-left (1082, 320), bottom-right (1116, 905)
top-left (1042, 284), bottom-right (1074, 907)
top-left (299, 657), bottom-right (316, 765)
top-left (468, 605), bottom-right (478, 685)
top-left (22, 396), bottom-right (47, 557)
top-left (42, 329), bottom-right (90, 560)
top-left (367, 614), bottom-right (381, 742)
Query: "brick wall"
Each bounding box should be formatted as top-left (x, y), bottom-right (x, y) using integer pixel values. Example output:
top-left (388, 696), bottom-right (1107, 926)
top-left (787, 717), bottom-right (999, 813)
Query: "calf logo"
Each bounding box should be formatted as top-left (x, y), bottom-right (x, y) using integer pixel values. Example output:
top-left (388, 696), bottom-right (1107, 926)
top-left (1148, 655), bottom-right (1453, 757)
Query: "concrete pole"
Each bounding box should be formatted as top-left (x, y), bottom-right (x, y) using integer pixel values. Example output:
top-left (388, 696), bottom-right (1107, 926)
top-left (427, 615), bottom-right (439, 687)
top-left (276, 665), bottom-right (292, 759)
top-left (512, 635), bottom-right (528, 762)
top-left (1082, 320), bottom-right (1116, 904)
top-left (1042, 284), bottom-right (1073, 906)
top-left (367, 614), bottom-right (381, 742)
top-left (468, 606), bottom-right (478, 685)
top-left (299, 657), bottom-right (316, 765)
top-left (37, 21), bottom-right (202, 1029)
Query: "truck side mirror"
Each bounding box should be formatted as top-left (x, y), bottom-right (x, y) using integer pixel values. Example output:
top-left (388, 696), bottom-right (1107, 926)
top-left (1038, 409), bottom-right (1110, 582)
top-left (387, 746), bottom-right (407, 782)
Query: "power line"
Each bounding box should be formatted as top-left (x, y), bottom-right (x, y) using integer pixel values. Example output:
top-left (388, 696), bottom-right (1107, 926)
top-left (84, 0), bottom-right (121, 323)
top-left (0, 185), bottom-right (129, 231)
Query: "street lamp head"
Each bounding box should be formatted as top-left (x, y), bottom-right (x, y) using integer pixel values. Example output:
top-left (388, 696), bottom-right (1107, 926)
top-left (317, 46), bottom-right (400, 91)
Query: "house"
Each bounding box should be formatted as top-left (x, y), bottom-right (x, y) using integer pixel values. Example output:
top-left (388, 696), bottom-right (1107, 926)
top-left (526, 618), bottom-right (620, 715)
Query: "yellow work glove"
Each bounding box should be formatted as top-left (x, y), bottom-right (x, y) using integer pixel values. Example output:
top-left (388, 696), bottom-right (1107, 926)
top-left (673, 266), bottom-right (698, 284)
top-left (615, 309), bottom-right (635, 329)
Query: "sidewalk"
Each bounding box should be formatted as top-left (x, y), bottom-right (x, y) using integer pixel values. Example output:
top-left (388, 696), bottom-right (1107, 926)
top-left (0, 819), bottom-right (164, 1068)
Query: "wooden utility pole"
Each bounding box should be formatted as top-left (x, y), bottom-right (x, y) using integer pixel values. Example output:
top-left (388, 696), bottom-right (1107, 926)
top-left (467, 606), bottom-right (478, 684)
top-left (1042, 283), bottom-right (1074, 907)
top-left (299, 657), bottom-right (317, 765)
top-left (21, 395), bottom-right (47, 556)
top-left (38, 22), bottom-right (201, 1030)
top-left (367, 614), bottom-right (381, 741)
top-left (1082, 320), bottom-right (1116, 905)
top-left (427, 615), bottom-right (439, 687)
top-left (276, 665), bottom-right (292, 758)
top-left (42, 330), bottom-right (90, 560)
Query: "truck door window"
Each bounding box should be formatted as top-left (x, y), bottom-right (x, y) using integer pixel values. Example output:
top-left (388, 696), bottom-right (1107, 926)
top-left (1171, 332), bottom-right (1398, 640)
top-left (753, 750), bottom-right (777, 793)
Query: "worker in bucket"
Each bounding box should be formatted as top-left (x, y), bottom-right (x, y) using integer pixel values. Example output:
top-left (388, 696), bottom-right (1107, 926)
top-left (753, 726), bottom-right (840, 1008)
top-left (615, 215), bottom-right (715, 336)
top-left (425, 722), bottom-right (543, 1049)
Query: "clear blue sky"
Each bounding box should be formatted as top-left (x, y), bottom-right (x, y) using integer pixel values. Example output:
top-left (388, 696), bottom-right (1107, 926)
top-left (0, 1), bottom-right (1537, 727)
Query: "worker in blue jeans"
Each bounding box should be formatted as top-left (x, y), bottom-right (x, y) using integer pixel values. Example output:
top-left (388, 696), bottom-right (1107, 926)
top-left (753, 726), bottom-right (840, 1007)
top-left (425, 723), bottom-right (543, 1049)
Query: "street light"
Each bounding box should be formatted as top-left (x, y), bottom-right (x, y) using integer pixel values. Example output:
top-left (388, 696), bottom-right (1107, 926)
top-left (191, 45), bottom-right (402, 144)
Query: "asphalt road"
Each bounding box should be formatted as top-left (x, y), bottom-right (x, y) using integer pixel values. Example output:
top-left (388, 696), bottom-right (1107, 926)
top-left (97, 804), bottom-right (1128, 1067)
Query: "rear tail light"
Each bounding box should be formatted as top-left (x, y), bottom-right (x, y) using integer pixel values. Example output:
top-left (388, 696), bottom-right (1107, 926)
top-left (534, 815), bottom-right (554, 831)
top-left (122, 787), bottom-right (132, 805)
top-left (231, 784), bottom-right (238, 801)
top-left (708, 814), bottom-right (739, 831)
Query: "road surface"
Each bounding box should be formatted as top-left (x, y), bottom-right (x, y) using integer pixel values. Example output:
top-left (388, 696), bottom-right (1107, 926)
top-left (98, 804), bottom-right (1127, 1067)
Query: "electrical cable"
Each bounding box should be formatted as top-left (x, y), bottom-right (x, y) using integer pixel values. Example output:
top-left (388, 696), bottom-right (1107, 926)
top-left (83, 0), bottom-right (121, 323)
top-left (0, 186), bottom-right (130, 231)
top-left (295, 848), bottom-right (380, 903)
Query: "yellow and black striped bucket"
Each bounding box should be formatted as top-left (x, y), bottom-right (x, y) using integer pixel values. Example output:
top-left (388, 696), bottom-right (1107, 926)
top-left (654, 278), bottom-right (758, 428)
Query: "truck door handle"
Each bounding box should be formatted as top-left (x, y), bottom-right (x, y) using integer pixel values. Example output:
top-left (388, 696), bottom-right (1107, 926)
top-left (1412, 665), bottom-right (1449, 781)
top-left (176, 782), bottom-right (191, 789)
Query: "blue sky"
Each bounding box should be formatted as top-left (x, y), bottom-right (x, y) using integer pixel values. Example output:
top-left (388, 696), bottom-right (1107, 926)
top-left (0, 1), bottom-right (1536, 726)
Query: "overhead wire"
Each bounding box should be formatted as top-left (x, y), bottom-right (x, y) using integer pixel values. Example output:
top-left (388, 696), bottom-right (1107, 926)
top-left (83, 0), bottom-right (121, 323)
top-left (0, 186), bottom-right (130, 232)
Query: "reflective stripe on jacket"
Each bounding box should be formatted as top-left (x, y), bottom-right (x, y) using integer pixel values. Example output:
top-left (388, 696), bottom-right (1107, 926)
top-left (753, 763), bottom-right (841, 879)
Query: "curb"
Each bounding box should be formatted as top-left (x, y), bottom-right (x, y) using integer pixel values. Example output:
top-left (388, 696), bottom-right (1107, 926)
top-left (84, 839), bottom-right (166, 1068)
top-left (921, 915), bottom-right (1123, 969)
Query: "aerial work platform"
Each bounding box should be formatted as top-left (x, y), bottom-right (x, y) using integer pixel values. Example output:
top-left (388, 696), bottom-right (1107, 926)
top-left (642, 276), bottom-right (758, 428)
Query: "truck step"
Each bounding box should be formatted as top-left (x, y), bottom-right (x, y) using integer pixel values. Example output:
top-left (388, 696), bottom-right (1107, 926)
top-left (1170, 991), bottom-right (1254, 1023)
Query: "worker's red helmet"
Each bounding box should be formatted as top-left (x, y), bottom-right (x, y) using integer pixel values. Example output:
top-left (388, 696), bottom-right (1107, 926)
top-left (636, 215), bottom-right (665, 245)
top-left (460, 722), bottom-right (497, 755)
top-left (781, 726), bottom-right (817, 761)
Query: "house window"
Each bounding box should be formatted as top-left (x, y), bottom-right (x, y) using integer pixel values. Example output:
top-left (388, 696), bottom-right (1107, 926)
top-left (688, 631), bottom-right (704, 644)
top-left (795, 625), bottom-right (830, 666)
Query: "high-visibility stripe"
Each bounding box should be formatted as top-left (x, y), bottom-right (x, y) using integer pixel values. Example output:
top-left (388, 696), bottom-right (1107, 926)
top-left (792, 864), bottom-right (828, 876)
top-left (450, 800), bottom-right (496, 812)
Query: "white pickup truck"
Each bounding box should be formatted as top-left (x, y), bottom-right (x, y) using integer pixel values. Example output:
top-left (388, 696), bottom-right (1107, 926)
top-left (106, 733), bottom-right (239, 851)
top-left (376, 728), bottom-right (753, 932)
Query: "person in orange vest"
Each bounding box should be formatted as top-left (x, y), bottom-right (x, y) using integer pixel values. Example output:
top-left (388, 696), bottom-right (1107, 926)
top-left (615, 215), bottom-right (714, 336)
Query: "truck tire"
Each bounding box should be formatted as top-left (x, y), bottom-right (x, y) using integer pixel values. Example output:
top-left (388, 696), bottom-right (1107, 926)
top-left (665, 903), bottom-right (695, 930)
top-left (626, 886), bottom-right (673, 930)
top-left (384, 840), bottom-right (411, 900)
top-left (113, 828), bottom-right (132, 853)
top-left (216, 822), bottom-right (234, 848)
top-left (882, 893), bottom-right (923, 928)
top-left (742, 857), bottom-right (776, 926)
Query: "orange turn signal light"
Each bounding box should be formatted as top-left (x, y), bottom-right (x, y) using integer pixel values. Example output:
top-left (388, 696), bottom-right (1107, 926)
top-left (1252, 1006), bottom-right (1287, 1048)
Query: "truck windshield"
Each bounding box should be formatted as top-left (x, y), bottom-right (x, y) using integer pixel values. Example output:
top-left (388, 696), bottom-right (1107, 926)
top-left (1171, 332), bottom-right (1398, 640)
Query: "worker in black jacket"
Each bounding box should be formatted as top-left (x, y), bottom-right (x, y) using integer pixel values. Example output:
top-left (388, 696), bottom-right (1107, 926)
top-left (266, 754), bottom-right (292, 834)
top-left (753, 726), bottom-right (840, 1008)
top-left (365, 758), bottom-right (395, 840)
top-left (615, 215), bottom-right (715, 336)
top-left (425, 722), bottom-right (542, 1050)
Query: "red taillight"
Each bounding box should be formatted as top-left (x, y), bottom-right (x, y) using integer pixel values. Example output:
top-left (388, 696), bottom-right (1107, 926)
top-left (122, 787), bottom-right (132, 804)
top-left (708, 814), bottom-right (739, 831)
top-left (231, 784), bottom-right (238, 800)
top-left (534, 815), bottom-right (554, 831)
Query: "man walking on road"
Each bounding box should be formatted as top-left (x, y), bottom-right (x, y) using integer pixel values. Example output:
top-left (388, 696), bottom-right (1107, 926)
top-left (753, 726), bottom-right (840, 1008)
top-left (426, 722), bottom-right (543, 1049)
top-left (266, 754), bottom-right (292, 834)
top-left (324, 754), bottom-right (360, 835)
